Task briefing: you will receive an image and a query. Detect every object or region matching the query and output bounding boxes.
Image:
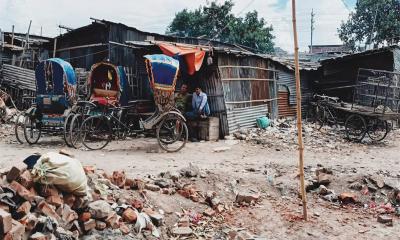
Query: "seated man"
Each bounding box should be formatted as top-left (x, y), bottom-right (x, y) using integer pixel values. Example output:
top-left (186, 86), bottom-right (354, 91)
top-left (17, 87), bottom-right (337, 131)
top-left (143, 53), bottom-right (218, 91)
top-left (174, 84), bottom-right (189, 113)
top-left (186, 87), bottom-right (210, 120)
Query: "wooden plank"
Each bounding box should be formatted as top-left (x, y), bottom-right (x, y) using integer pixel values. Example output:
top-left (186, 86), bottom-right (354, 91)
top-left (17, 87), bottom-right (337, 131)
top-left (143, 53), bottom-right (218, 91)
top-left (218, 65), bottom-right (279, 72)
top-left (221, 78), bottom-right (276, 82)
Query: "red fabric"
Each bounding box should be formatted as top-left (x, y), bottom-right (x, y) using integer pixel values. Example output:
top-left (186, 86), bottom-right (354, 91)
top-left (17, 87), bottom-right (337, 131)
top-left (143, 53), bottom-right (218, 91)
top-left (157, 42), bottom-right (206, 75)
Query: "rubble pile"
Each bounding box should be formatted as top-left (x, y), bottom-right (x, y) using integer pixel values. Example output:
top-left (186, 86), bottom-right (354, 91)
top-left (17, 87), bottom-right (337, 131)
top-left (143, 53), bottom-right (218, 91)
top-left (302, 165), bottom-right (400, 225)
top-left (0, 153), bottom-right (262, 239)
top-left (232, 118), bottom-right (391, 152)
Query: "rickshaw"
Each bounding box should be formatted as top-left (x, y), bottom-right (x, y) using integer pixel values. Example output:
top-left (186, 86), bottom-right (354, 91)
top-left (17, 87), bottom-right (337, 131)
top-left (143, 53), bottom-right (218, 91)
top-left (78, 54), bottom-right (188, 152)
top-left (21, 58), bottom-right (77, 144)
top-left (66, 62), bottom-right (129, 148)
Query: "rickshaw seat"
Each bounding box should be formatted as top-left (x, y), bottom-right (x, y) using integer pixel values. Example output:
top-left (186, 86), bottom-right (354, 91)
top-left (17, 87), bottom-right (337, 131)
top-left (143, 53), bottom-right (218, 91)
top-left (93, 88), bottom-right (118, 98)
top-left (90, 96), bottom-right (118, 107)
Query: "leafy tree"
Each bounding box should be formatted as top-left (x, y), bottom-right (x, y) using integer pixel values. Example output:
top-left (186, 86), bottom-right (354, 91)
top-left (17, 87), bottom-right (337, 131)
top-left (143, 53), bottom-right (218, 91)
top-left (167, 0), bottom-right (275, 53)
top-left (338, 0), bottom-right (400, 50)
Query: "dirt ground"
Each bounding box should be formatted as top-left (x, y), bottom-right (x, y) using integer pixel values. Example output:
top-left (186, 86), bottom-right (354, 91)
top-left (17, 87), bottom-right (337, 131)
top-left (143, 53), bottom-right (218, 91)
top-left (0, 123), bottom-right (399, 240)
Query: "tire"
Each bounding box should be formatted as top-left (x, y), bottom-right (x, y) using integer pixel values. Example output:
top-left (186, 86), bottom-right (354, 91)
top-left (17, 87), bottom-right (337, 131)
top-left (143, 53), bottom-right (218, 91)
top-left (81, 115), bottom-right (112, 150)
top-left (14, 112), bottom-right (26, 144)
top-left (345, 114), bottom-right (367, 142)
top-left (157, 114), bottom-right (188, 152)
top-left (367, 118), bottom-right (389, 141)
top-left (23, 115), bottom-right (41, 144)
top-left (69, 114), bottom-right (84, 149)
top-left (314, 105), bottom-right (325, 130)
top-left (63, 113), bottom-right (75, 147)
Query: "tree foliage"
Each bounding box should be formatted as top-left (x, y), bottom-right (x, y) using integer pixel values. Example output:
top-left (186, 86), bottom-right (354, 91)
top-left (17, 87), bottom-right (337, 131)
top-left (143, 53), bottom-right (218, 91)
top-left (167, 0), bottom-right (275, 53)
top-left (338, 0), bottom-right (400, 50)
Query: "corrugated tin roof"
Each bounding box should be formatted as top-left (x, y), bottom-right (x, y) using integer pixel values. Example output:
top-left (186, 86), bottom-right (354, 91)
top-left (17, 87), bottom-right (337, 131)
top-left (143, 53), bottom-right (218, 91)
top-left (321, 45), bottom-right (400, 64)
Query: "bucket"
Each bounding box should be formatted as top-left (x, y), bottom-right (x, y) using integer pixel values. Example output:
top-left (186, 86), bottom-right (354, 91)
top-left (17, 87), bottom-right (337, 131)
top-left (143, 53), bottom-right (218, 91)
top-left (256, 116), bottom-right (270, 129)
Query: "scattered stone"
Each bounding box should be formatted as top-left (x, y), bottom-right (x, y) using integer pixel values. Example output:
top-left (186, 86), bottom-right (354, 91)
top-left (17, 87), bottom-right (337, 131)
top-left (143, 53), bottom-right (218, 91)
top-left (316, 173), bottom-right (331, 185)
top-left (143, 209), bottom-right (163, 227)
top-left (88, 200), bottom-right (112, 219)
top-left (122, 208), bottom-right (137, 223)
top-left (105, 212), bottom-right (120, 229)
top-left (29, 232), bottom-right (48, 240)
top-left (144, 183), bottom-right (160, 192)
top-left (338, 192), bottom-right (357, 204)
top-left (377, 215), bottom-right (393, 226)
top-left (172, 226), bottom-right (193, 236)
top-left (236, 191), bottom-right (260, 204)
top-left (212, 146), bottom-right (231, 152)
top-left (349, 181), bottom-right (363, 190)
top-left (203, 208), bottom-right (216, 217)
top-left (369, 175), bottom-right (385, 189)
top-left (153, 179), bottom-right (170, 188)
top-left (180, 164), bottom-right (200, 178)
top-left (95, 220), bottom-right (106, 231)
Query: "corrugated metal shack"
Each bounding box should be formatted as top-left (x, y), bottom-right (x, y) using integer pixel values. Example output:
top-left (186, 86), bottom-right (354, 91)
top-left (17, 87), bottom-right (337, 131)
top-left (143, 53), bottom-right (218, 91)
top-left (317, 45), bottom-right (400, 101)
top-left (269, 56), bottom-right (319, 118)
top-left (53, 19), bottom-right (243, 101)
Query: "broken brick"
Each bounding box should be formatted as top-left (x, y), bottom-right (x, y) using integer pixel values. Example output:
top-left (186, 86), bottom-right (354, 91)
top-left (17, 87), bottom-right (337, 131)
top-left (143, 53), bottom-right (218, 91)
top-left (9, 181), bottom-right (35, 203)
top-left (61, 205), bottom-right (78, 224)
top-left (39, 186), bottom-right (59, 198)
top-left (22, 213), bottom-right (38, 231)
top-left (37, 201), bottom-right (61, 222)
top-left (122, 208), bottom-right (137, 223)
top-left (0, 208), bottom-right (12, 235)
top-left (112, 171), bottom-right (126, 188)
top-left (4, 220), bottom-right (25, 240)
top-left (46, 195), bottom-right (63, 208)
top-left (338, 192), bottom-right (357, 204)
top-left (63, 194), bottom-right (76, 208)
top-left (203, 208), bottom-right (216, 217)
top-left (143, 208), bottom-right (163, 226)
top-left (83, 219), bottom-right (96, 232)
top-left (83, 166), bottom-right (95, 175)
top-left (105, 212), bottom-right (120, 229)
top-left (6, 164), bottom-right (27, 183)
top-left (235, 191), bottom-right (260, 204)
top-left (120, 222), bottom-right (130, 235)
top-left (79, 212), bottom-right (91, 222)
top-left (130, 199), bottom-right (143, 210)
top-left (16, 201), bottom-right (31, 217)
top-left (172, 226), bottom-right (192, 236)
top-left (18, 170), bottom-right (33, 189)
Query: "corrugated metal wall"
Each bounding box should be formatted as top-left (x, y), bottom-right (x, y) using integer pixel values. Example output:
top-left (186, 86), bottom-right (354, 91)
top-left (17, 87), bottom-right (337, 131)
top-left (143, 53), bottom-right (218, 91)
top-left (1, 64), bottom-right (36, 109)
top-left (227, 104), bottom-right (269, 132)
top-left (278, 91), bottom-right (296, 117)
top-left (217, 53), bottom-right (278, 134)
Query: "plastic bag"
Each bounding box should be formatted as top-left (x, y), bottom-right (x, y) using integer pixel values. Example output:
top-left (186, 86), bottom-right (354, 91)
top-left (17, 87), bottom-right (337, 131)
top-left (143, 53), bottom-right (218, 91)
top-left (31, 152), bottom-right (88, 196)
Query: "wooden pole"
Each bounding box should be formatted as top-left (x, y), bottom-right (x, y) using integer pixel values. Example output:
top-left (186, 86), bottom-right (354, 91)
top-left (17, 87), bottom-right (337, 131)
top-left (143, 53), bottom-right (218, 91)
top-left (53, 37), bottom-right (57, 58)
top-left (11, 25), bottom-right (14, 46)
top-left (291, 0), bottom-right (308, 220)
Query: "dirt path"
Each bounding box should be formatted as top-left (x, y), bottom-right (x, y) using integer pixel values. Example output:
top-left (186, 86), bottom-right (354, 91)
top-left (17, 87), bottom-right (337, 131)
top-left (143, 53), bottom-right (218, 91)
top-left (0, 124), bottom-right (399, 239)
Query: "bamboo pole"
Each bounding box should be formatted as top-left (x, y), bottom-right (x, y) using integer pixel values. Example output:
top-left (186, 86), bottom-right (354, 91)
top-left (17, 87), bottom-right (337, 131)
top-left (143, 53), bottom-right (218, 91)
top-left (291, 0), bottom-right (308, 220)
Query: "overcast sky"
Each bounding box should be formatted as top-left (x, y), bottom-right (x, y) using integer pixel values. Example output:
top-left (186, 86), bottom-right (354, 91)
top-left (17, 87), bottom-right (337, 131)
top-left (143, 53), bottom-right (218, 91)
top-left (0, 0), bottom-right (356, 52)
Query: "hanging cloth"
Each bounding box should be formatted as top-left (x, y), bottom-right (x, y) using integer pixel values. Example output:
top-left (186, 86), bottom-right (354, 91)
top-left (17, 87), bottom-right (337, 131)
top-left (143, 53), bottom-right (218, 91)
top-left (156, 42), bottom-right (206, 75)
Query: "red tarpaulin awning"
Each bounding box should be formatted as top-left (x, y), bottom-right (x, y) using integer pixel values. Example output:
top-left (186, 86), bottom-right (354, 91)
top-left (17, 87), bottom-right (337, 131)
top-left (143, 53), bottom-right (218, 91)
top-left (156, 42), bottom-right (206, 75)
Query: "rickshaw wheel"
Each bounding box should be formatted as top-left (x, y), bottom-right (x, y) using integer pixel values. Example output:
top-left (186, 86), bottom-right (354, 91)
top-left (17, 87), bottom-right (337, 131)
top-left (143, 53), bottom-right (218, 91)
top-left (69, 114), bottom-right (84, 149)
top-left (63, 113), bottom-right (75, 147)
top-left (157, 114), bottom-right (188, 152)
top-left (314, 105), bottom-right (324, 130)
top-left (23, 115), bottom-right (41, 144)
top-left (81, 115), bottom-right (112, 150)
top-left (14, 112), bottom-right (26, 144)
top-left (345, 114), bottom-right (367, 142)
top-left (367, 118), bottom-right (389, 142)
